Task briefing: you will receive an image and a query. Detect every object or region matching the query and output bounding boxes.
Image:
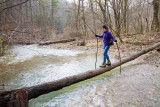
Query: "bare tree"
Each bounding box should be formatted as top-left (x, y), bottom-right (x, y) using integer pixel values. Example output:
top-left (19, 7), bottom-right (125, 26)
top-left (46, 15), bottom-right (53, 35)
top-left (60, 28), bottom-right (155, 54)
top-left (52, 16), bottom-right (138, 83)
top-left (151, 0), bottom-right (160, 31)
top-left (89, 0), bottom-right (97, 34)
top-left (82, 0), bottom-right (86, 42)
top-left (110, 0), bottom-right (123, 42)
top-left (96, 0), bottom-right (107, 24)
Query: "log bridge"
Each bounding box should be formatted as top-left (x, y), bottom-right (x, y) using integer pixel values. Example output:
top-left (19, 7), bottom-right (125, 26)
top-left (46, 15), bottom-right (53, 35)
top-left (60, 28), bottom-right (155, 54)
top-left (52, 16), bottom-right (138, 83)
top-left (0, 42), bottom-right (160, 107)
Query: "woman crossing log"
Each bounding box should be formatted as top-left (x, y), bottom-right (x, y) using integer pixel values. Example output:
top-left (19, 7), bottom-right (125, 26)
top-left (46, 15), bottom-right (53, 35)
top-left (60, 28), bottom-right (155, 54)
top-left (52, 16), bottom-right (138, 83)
top-left (95, 25), bottom-right (117, 67)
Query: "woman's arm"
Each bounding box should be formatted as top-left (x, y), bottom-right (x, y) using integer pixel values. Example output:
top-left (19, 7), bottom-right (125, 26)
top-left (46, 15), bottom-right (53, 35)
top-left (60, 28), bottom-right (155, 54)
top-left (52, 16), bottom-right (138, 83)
top-left (96, 32), bottom-right (104, 38)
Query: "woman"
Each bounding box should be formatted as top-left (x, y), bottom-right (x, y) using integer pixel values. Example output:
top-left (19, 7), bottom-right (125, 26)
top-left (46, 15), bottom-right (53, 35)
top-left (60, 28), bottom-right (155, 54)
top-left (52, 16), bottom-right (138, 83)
top-left (95, 25), bottom-right (117, 67)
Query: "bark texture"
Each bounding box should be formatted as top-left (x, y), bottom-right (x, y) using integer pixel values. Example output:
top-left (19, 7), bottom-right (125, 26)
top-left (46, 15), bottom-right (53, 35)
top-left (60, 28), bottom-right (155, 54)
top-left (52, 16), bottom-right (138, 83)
top-left (152, 0), bottom-right (160, 31)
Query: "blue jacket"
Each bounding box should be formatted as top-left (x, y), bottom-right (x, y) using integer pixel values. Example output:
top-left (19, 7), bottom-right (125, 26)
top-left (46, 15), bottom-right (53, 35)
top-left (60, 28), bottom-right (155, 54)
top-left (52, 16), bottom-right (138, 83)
top-left (97, 30), bottom-right (116, 46)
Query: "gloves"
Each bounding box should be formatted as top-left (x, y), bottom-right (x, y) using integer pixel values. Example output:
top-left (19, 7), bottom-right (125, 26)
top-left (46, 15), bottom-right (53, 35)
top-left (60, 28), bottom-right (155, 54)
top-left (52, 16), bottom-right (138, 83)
top-left (95, 35), bottom-right (98, 37)
top-left (115, 40), bottom-right (117, 42)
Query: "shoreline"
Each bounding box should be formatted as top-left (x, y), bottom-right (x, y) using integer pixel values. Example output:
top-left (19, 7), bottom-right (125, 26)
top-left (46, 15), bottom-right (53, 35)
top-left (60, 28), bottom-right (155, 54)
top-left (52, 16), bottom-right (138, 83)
top-left (49, 38), bottom-right (160, 67)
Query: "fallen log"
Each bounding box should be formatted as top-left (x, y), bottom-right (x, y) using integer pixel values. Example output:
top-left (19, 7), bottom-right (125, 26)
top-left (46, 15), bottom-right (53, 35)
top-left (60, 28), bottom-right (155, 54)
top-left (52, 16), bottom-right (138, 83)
top-left (125, 41), bottom-right (154, 45)
top-left (39, 39), bottom-right (76, 45)
top-left (10, 42), bottom-right (35, 45)
top-left (0, 42), bottom-right (160, 106)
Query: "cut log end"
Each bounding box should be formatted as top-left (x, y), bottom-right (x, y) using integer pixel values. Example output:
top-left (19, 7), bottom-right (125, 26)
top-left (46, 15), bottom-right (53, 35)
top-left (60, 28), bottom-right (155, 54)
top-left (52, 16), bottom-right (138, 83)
top-left (0, 89), bottom-right (28, 107)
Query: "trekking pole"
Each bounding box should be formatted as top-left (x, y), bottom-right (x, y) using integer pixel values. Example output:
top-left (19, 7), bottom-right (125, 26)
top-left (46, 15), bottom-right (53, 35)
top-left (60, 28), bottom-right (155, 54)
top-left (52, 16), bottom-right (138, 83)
top-left (95, 37), bottom-right (98, 69)
top-left (116, 42), bottom-right (122, 74)
top-left (85, 23), bottom-right (98, 69)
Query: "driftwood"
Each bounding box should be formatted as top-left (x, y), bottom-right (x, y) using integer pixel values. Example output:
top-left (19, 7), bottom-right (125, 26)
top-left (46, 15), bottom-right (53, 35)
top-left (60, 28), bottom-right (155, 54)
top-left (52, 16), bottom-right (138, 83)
top-left (0, 42), bottom-right (160, 107)
top-left (39, 39), bottom-right (76, 45)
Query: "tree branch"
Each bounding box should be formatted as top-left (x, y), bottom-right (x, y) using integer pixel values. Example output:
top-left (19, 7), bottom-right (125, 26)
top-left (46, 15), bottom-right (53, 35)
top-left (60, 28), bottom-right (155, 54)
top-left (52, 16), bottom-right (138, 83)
top-left (0, 0), bottom-right (7, 5)
top-left (0, 29), bottom-right (32, 34)
top-left (0, 0), bottom-right (29, 14)
top-left (145, 0), bottom-right (153, 5)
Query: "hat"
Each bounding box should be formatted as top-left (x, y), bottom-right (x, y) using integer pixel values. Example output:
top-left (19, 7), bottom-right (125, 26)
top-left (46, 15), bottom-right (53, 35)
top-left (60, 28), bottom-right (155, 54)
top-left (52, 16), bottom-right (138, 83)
top-left (102, 25), bottom-right (108, 30)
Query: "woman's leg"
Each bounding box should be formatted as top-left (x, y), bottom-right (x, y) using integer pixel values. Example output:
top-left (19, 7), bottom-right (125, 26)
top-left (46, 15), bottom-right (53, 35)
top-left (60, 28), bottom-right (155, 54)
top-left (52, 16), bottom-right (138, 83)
top-left (103, 46), bottom-right (106, 63)
top-left (103, 45), bottom-right (110, 63)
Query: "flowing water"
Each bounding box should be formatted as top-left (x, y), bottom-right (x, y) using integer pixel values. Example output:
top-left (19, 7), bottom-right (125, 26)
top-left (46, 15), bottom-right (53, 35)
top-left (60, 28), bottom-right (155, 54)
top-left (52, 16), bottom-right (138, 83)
top-left (0, 45), bottom-right (159, 107)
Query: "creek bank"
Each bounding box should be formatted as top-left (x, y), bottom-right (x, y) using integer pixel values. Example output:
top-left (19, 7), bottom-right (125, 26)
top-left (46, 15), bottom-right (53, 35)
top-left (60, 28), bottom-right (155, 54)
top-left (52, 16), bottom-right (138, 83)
top-left (49, 38), bottom-right (160, 66)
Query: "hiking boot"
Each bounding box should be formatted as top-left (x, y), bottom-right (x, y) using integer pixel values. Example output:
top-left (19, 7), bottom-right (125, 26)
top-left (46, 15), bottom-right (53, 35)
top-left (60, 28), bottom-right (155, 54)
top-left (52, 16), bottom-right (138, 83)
top-left (100, 63), bottom-right (106, 68)
top-left (106, 61), bottom-right (111, 66)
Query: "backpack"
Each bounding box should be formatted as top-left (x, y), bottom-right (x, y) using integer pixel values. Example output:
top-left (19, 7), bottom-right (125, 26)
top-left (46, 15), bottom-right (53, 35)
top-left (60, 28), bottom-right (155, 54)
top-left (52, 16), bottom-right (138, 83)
top-left (104, 31), bottom-right (114, 46)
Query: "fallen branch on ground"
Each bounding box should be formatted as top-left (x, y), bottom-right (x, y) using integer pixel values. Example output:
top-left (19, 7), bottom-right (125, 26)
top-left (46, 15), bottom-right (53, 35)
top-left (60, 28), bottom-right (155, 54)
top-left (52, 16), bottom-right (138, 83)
top-left (39, 39), bottom-right (76, 45)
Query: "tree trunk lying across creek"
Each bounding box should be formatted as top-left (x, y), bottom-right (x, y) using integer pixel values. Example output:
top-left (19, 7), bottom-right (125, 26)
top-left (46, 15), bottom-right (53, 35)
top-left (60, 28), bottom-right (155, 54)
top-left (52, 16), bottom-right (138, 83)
top-left (0, 42), bottom-right (160, 107)
top-left (39, 39), bottom-right (76, 45)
